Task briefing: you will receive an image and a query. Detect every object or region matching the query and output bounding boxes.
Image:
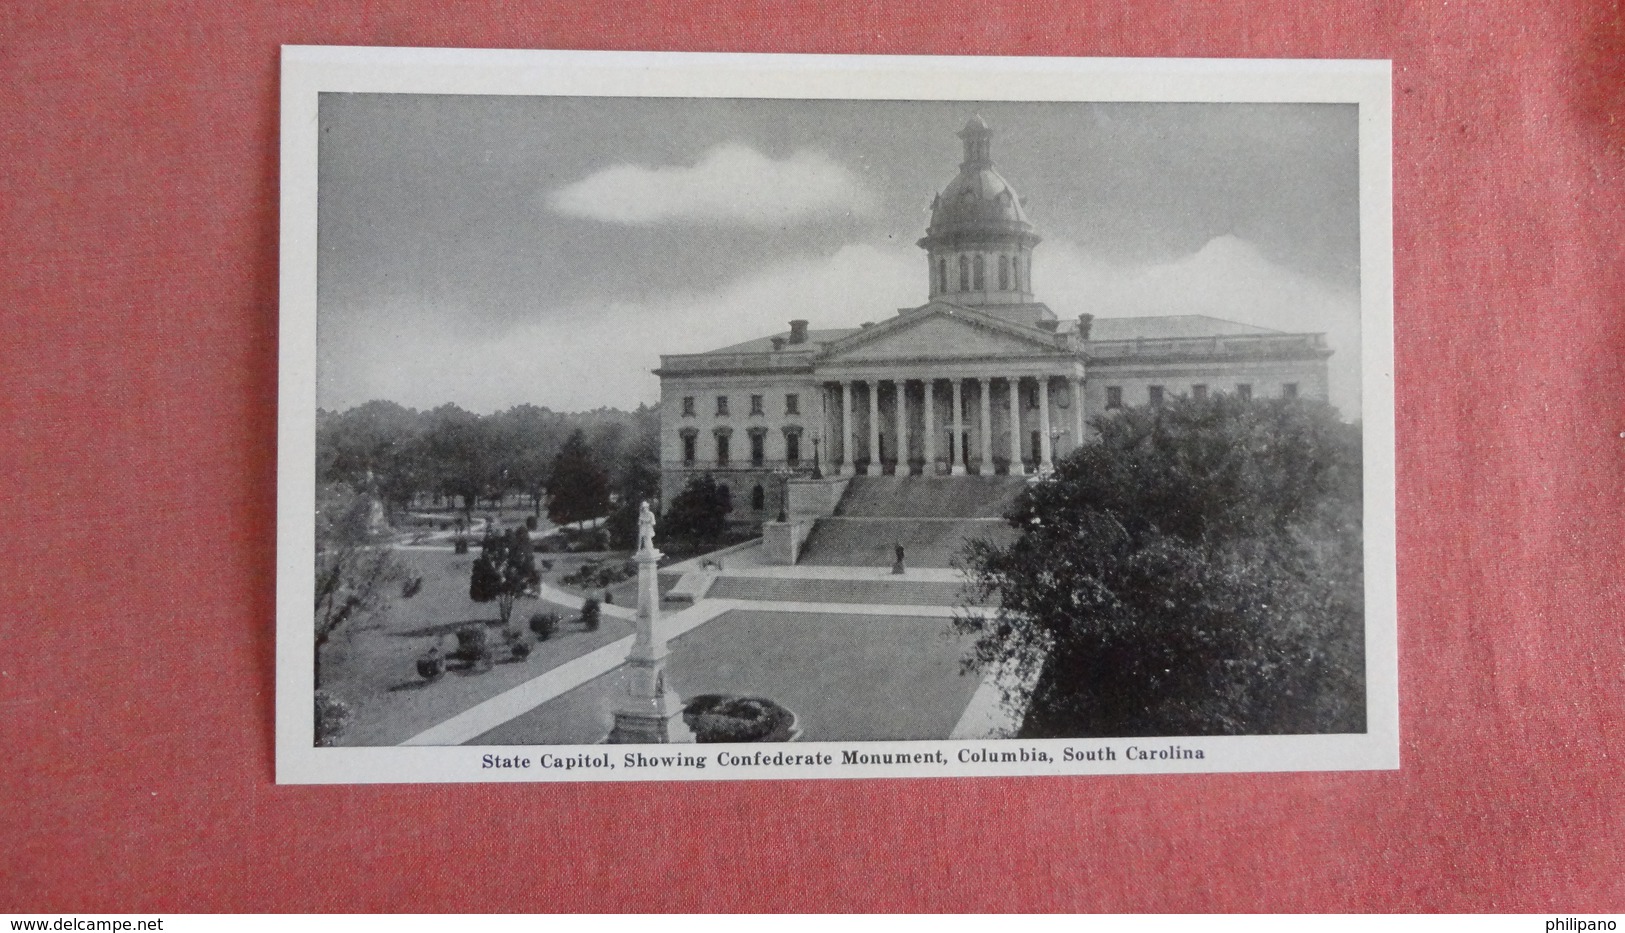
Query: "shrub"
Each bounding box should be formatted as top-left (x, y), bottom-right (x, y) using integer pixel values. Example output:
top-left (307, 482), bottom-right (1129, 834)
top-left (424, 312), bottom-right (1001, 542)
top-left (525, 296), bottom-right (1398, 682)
top-left (401, 576), bottom-right (424, 599)
top-left (416, 647), bottom-right (445, 681)
top-left (505, 629), bottom-right (532, 662)
top-left (683, 695), bottom-right (795, 743)
top-left (453, 625), bottom-right (492, 667)
top-left (580, 597), bottom-right (601, 631)
top-left (314, 691), bottom-right (353, 747)
top-left (525, 515), bottom-right (538, 531)
top-left (529, 611), bottom-right (560, 640)
top-left (453, 536), bottom-right (469, 555)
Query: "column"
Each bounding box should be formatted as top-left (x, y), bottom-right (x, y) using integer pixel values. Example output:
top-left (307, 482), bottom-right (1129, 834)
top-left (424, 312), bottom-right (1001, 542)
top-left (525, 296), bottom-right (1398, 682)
top-left (977, 377), bottom-right (993, 475)
top-left (894, 379), bottom-right (909, 476)
top-left (606, 504), bottom-right (693, 743)
top-left (1007, 377), bottom-right (1024, 474)
top-left (1038, 376), bottom-right (1053, 473)
top-left (840, 381), bottom-right (855, 476)
top-left (922, 379), bottom-right (936, 475)
top-left (949, 378), bottom-right (966, 475)
top-left (867, 379), bottom-right (881, 476)
top-left (1074, 376), bottom-right (1087, 451)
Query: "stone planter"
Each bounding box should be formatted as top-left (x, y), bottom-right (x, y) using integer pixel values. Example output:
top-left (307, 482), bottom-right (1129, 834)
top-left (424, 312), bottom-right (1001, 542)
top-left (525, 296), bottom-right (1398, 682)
top-left (682, 694), bottom-right (801, 743)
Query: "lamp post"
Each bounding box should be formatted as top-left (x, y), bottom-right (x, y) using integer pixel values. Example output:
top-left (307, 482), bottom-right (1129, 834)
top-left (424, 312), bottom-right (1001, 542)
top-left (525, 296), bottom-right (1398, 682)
top-left (810, 431), bottom-right (823, 480)
top-left (773, 466), bottom-right (796, 523)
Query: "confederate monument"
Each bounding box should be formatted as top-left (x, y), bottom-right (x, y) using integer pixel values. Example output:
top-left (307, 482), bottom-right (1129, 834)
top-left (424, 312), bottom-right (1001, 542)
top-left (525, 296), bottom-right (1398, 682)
top-left (605, 501), bottom-right (693, 743)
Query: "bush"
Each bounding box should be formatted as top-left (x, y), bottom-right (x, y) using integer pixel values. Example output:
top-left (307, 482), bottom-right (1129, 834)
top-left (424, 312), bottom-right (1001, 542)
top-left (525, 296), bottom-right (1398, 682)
top-left (401, 576), bottom-right (424, 599)
top-left (683, 695), bottom-right (796, 743)
top-left (580, 597), bottom-right (601, 631)
top-left (505, 630), bottom-right (532, 662)
top-left (453, 536), bottom-right (469, 555)
top-left (529, 611), bottom-right (560, 641)
top-left (416, 648), bottom-right (445, 681)
top-left (314, 691), bottom-right (353, 747)
top-left (453, 625), bottom-right (493, 668)
top-left (525, 515), bottom-right (539, 531)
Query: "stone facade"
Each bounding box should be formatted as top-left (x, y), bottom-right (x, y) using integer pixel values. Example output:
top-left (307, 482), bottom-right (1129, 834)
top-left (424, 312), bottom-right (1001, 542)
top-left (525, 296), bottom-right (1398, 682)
top-left (654, 118), bottom-right (1333, 526)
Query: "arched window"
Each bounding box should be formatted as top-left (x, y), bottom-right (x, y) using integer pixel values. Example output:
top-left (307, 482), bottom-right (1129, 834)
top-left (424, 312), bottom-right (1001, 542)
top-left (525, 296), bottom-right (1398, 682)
top-left (751, 484), bottom-right (765, 511)
top-left (998, 255), bottom-right (1010, 290)
top-left (936, 257), bottom-right (947, 295)
top-left (973, 255), bottom-right (985, 291)
top-left (958, 255), bottom-right (970, 291)
top-left (1013, 252), bottom-right (1022, 291)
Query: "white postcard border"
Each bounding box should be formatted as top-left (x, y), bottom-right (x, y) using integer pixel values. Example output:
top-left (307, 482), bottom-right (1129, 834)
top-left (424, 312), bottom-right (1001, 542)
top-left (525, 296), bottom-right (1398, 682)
top-left (277, 47), bottom-right (1397, 784)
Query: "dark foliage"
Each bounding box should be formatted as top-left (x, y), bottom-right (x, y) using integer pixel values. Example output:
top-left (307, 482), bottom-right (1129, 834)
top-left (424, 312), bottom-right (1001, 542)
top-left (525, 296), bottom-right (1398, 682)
top-left (956, 395), bottom-right (1365, 738)
top-left (661, 474), bottom-right (732, 546)
top-left (469, 526), bottom-right (541, 628)
top-left (580, 597), bottom-right (601, 632)
top-left (547, 430), bottom-right (611, 529)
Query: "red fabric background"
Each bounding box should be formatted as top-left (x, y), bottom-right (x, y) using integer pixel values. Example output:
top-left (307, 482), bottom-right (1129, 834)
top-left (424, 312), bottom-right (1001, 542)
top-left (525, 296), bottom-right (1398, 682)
top-left (2, 1), bottom-right (1622, 913)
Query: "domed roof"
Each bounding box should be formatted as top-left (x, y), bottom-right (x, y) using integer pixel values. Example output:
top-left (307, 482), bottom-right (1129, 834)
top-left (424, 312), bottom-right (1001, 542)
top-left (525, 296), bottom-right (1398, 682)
top-left (925, 116), bottom-right (1035, 237)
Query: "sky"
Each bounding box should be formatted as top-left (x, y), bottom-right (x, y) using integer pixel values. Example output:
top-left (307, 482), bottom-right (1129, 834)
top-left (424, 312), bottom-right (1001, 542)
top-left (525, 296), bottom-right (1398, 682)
top-left (317, 95), bottom-right (1363, 416)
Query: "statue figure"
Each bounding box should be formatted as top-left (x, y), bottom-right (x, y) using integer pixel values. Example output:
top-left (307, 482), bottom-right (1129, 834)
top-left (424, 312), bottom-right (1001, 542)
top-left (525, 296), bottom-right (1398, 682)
top-left (637, 500), bottom-right (656, 552)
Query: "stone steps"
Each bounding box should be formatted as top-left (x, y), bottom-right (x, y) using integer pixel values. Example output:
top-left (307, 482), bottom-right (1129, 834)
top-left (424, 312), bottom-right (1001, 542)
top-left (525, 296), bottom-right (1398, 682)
top-left (833, 474), bottom-right (1029, 519)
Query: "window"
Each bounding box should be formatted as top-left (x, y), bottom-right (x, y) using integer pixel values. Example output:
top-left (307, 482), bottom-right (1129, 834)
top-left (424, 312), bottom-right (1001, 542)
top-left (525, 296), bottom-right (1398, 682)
top-left (716, 434), bottom-right (730, 465)
top-left (682, 434), bottom-right (696, 465)
top-left (750, 432), bottom-right (765, 467)
top-left (1012, 253), bottom-right (1022, 291)
top-left (681, 396), bottom-right (695, 417)
top-left (998, 255), bottom-right (1010, 290)
top-left (973, 254), bottom-right (985, 290)
top-left (1192, 384), bottom-right (1208, 400)
top-left (1283, 383), bottom-right (1299, 399)
top-left (751, 484), bottom-right (765, 511)
top-left (715, 395), bottom-right (729, 416)
top-left (1106, 386), bottom-right (1123, 409)
top-left (1236, 384), bottom-right (1253, 401)
top-left (785, 393), bottom-right (799, 415)
top-left (1148, 385), bottom-right (1165, 407)
top-left (959, 255), bottom-right (970, 291)
top-left (785, 432), bottom-right (801, 464)
top-left (750, 394), bottom-right (764, 416)
top-left (936, 258), bottom-right (947, 294)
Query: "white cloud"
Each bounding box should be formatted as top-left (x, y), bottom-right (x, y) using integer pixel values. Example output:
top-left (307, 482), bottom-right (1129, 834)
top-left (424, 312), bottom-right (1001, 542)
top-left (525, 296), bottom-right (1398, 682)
top-left (547, 144), bottom-right (877, 226)
top-left (1038, 235), bottom-right (1363, 416)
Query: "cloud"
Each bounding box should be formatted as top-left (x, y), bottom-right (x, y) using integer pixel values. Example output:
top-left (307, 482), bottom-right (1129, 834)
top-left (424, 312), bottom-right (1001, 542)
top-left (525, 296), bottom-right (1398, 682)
top-left (546, 144), bottom-right (877, 226)
top-left (1038, 235), bottom-right (1364, 417)
top-left (318, 242), bottom-right (919, 414)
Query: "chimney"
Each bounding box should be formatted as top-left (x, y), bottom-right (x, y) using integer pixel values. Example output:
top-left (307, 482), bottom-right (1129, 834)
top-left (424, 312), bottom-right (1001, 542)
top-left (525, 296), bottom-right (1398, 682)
top-left (771, 336), bottom-right (786, 351)
top-left (1078, 313), bottom-right (1094, 340)
top-left (788, 320), bottom-right (809, 344)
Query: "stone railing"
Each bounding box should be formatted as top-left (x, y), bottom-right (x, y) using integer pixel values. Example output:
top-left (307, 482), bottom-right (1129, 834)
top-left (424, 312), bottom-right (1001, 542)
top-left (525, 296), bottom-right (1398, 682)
top-left (657, 349), bottom-right (818, 374)
top-left (1086, 332), bottom-right (1328, 360)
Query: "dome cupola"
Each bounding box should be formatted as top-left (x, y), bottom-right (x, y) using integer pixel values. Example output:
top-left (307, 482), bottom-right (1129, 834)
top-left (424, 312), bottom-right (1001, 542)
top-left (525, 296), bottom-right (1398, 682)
top-left (918, 116), bottom-right (1043, 310)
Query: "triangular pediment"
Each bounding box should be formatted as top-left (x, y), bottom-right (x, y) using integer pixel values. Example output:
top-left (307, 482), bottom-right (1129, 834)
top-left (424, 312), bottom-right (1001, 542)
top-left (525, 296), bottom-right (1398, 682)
top-left (818, 302), bottom-right (1065, 363)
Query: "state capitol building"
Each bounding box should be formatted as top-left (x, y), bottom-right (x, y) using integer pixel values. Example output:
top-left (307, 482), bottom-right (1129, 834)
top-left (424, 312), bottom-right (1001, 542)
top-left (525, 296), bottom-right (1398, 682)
top-left (655, 116), bottom-right (1333, 527)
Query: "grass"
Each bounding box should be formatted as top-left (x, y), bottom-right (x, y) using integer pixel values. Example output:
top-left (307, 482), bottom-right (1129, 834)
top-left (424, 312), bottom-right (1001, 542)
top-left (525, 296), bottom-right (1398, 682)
top-left (469, 609), bottom-right (982, 745)
top-left (319, 548), bottom-right (632, 746)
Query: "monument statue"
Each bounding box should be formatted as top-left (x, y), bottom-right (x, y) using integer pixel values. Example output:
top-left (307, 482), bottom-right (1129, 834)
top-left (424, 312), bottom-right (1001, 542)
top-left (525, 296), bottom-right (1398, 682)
top-left (637, 500), bottom-right (656, 553)
top-left (606, 498), bottom-right (692, 743)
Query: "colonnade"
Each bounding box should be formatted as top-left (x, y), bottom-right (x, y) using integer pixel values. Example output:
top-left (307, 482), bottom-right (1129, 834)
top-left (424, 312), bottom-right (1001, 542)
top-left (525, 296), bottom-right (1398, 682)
top-left (826, 375), bottom-right (1087, 477)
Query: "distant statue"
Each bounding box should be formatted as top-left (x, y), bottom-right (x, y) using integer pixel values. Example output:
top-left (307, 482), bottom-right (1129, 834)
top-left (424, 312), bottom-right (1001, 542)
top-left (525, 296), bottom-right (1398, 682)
top-left (892, 543), bottom-right (906, 575)
top-left (637, 500), bottom-right (657, 552)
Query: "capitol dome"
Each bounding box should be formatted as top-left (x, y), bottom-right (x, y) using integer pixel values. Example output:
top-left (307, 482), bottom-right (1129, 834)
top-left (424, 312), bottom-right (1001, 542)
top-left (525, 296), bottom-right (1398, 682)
top-left (917, 116), bottom-right (1043, 310)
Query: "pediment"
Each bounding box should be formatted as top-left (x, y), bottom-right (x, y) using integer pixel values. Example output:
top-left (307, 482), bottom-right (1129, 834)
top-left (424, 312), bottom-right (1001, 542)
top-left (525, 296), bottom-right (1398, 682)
top-left (819, 304), bottom-right (1063, 363)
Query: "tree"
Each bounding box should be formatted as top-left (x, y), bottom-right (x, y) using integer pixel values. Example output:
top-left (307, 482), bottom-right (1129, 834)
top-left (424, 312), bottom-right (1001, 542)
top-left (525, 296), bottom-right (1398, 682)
top-left (314, 483), bottom-right (408, 689)
top-left (421, 404), bottom-right (498, 520)
top-left (955, 394), bottom-right (1364, 738)
top-left (469, 525), bottom-right (541, 629)
top-left (605, 423), bottom-right (662, 549)
top-left (547, 429), bottom-right (610, 529)
top-left (662, 474), bottom-right (733, 547)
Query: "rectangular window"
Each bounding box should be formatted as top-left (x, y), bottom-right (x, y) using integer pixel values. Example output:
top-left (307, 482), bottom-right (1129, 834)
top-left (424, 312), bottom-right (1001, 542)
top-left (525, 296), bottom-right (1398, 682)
top-left (750, 433), bottom-right (765, 466)
top-left (1148, 385), bottom-right (1165, 407)
top-left (785, 393), bottom-right (799, 415)
top-left (716, 395), bottom-right (729, 416)
top-left (786, 433), bottom-right (801, 464)
top-left (681, 396), bottom-right (695, 417)
top-left (750, 394), bottom-right (764, 416)
top-left (716, 435), bottom-right (730, 465)
top-left (1283, 383), bottom-right (1299, 399)
top-left (1105, 386), bottom-right (1123, 409)
top-left (1192, 384), bottom-right (1208, 400)
top-left (682, 435), bottom-right (696, 465)
top-left (1237, 383), bottom-right (1253, 401)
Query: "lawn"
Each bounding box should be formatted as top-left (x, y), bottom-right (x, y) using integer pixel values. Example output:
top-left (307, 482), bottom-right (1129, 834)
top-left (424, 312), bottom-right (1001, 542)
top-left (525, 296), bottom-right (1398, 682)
top-left (319, 548), bottom-right (632, 746)
top-left (469, 610), bottom-right (981, 745)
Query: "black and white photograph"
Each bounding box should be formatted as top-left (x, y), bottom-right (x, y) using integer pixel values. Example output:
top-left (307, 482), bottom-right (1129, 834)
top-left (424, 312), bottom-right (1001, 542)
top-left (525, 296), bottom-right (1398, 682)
top-left (277, 49), bottom-right (1396, 783)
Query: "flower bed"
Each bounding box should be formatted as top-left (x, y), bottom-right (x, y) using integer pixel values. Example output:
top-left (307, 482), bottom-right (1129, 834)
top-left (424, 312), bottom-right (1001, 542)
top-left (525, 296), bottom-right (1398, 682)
top-left (682, 694), bottom-right (799, 743)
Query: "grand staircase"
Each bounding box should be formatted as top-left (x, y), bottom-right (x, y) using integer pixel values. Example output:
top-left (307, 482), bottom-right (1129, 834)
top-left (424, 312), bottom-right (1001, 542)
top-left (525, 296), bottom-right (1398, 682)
top-left (795, 476), bottom-right (1027, 568)
top-left (704, 575), bottom-right (975, 607)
